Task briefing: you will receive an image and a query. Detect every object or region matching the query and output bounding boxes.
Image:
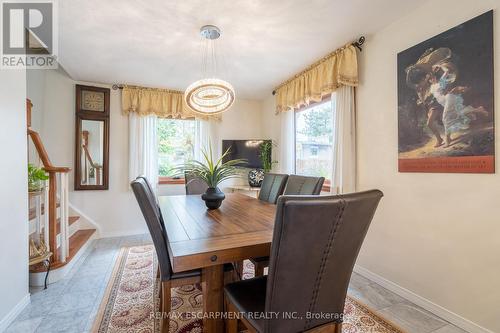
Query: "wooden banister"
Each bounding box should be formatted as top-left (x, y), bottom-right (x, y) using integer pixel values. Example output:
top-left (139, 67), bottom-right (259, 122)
top-left (27, 99), bottom-right (32, 128)
top-left (27, 99), bottom-right (71, 263)
top-left (44, 166), bottom-right (71, 173)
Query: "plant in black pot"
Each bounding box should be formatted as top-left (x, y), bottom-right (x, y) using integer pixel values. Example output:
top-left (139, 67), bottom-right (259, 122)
top-left (183, 145), bottom-right (246, 210)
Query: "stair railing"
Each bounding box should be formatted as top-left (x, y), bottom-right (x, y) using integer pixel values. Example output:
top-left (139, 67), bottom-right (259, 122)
top-left (27, 99), bottom-right (71, 263)
top-left (43, 180), bottom-right (49, 251)
top-left (81, 130), bottom-right (102, 185)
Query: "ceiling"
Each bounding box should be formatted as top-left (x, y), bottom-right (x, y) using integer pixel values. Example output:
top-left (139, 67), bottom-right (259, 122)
top-left (59, 0), bottom-right (423, 100)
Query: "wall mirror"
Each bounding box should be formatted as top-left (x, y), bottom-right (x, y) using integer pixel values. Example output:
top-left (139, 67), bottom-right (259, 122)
top-left (75, 85), bottom-right (110, 190)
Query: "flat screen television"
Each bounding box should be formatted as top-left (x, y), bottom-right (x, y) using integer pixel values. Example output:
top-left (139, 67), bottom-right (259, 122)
top-left (222, 140), bottom-right (270, 169)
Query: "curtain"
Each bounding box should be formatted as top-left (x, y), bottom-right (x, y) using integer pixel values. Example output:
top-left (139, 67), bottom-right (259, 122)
top-left (279, 110), bottom-right (295, 174)
top-left (128, 113), bottom-right (159, 190)
top-left (122, 85), bottom-right (221, 120)
top-left (194, 118), bottom-right (217, 161)
top-left (274, 44), bottom-right (358, 113)
top-left (331, 86), bottom-right (356, 194)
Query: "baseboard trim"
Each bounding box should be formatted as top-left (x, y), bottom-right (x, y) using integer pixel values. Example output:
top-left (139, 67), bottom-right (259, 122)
top-left (354, 265), bottom-right (494, 333)
top-left (98, 229), bottom-right (148, 239)
top-left (0, 293), bottom-right (30, 332)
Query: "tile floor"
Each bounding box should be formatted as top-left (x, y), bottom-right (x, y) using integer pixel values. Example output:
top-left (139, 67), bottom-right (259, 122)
top-left (7, 235), bottom-right (468, 333)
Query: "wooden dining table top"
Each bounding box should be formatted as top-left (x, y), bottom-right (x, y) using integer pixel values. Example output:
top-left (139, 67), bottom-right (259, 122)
top-left (158, 193), bottom-right (277, 273)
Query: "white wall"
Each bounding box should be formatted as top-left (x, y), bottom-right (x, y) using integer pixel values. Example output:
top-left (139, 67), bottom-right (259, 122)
top-left (261, 95), bottom-right (281, 170)
top-left (26, 69), bottom-right (46, 165)
top-left (28, 69), bottom-right (264, 235)
top-left (0, 69), bottom-right (30, 329)
top-left (215, 99), bottom-right (264, 143)
top-left (356, 1), bottom-right (500, 332)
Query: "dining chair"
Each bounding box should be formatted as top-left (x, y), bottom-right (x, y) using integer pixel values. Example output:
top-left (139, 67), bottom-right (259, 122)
top-left (224, 190), bottom-right (383, 333)
top-left (283, 175), bottom-right (325, 195)
top-left (131, 178), bottom-right (201, 333)
top-left (246, 173), bottom-right (289, 278)
top-left (185, 171), bottom-right (208, 195)
top-left (136, 175), bottom-right (164, 281)
top-left (258, 173), bottom-right (289, 204)
top-left (137, 175), bottom-right (166, 234)
top-left (131, 177), bottom-right (235, 333)
top-left (252, 174), bottom-right (325, 277)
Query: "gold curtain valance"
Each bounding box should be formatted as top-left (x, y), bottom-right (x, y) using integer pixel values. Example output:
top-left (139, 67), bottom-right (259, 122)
top-left (121, 85), bottom-right (219, 120)
top-left (274, 44), bottom-right (358, 113)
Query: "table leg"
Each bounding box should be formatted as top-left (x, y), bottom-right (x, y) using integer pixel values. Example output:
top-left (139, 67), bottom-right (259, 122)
top-left (202, 265), bottom-right (224, 333)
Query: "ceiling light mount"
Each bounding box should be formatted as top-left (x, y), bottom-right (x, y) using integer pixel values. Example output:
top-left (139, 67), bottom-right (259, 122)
top-left (200, 25), bottom-right (221, 40)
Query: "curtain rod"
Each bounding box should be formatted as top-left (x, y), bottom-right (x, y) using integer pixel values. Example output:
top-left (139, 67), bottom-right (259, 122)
top-left (111, 84), bottom-right (183, 94)
top-left (271, 36), bottom-right (365, 96)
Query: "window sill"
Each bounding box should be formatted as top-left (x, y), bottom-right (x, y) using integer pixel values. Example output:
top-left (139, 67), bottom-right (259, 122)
top-left (158, 177), bottom-right (185, 185)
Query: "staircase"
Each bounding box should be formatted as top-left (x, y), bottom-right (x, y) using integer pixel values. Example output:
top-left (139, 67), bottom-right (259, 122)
top-left (27, 99), bottom-right (97, 286)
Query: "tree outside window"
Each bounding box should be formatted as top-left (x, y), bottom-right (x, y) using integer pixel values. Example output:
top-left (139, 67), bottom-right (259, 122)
top-left (157, 119), bottom-right (196, 178)
top-left (295, 99), bottom-right (334, 180)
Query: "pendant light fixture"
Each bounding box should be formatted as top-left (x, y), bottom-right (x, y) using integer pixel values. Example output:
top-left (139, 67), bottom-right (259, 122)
top-left (184, 25), bottom-right (235, 115)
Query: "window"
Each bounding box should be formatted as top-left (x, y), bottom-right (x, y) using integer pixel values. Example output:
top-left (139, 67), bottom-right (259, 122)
top-left (295, 99), bottom-right (334, 190)
top-left (157, 118), bottom-right (196, 183)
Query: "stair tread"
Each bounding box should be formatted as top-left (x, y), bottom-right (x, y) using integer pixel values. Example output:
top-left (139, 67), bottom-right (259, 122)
top-left (29, 202), bottom-right (60, 221)
top-left (56, 216), bottom-right (80, 234)
top-left (67, 229), bottom-right (95, 258)
top-left (29, 216), bottom-right (80, 235)
top-left (29, 229), bottom-right (96, 273)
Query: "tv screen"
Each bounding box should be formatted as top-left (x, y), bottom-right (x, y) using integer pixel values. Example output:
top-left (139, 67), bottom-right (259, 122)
top-left (222, 140), bottom-right (270, 169)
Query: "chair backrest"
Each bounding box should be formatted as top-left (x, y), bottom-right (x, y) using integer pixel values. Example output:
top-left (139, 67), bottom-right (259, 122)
top-left (185, 172), bottom-right (208, 195)
top-left (136, 175), bottom-right (167, 234)
top-left (283, 175), bottom-right (324, 195)
top-left (131, 178), bottom-right (172, 280)
top-left (258, 173), bottom-right (289, 204)
top-left (264, 190), bottom-right (383, 333)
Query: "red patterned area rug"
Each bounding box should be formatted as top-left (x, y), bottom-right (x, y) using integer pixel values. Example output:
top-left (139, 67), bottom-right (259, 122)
top-left (92, 245), bottom-right (405, 333)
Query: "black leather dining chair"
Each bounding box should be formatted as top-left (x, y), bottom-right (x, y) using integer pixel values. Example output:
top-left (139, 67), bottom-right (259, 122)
top-left (131, 176), bottom-right (235, 333)
top-left (131, 177), bottom-right (201, 333)
top-left (185, 172), bottom-right (208, 195)
top-left (224, 190), bottom-right (383, 333)
top-left (247, 173), bottom-right (289, 277)
top-left (258, 173), bottom-right (289, 204)
top-left (137, 175), bottom-right (166, 235)
top-left (283, 175), bottom-right (325, 195)
top-left (252, 174), bottom-right (325, 277)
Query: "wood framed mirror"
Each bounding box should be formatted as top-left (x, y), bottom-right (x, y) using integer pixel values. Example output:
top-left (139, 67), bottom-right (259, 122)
top-left (74, 85), bottom-right (110, 190)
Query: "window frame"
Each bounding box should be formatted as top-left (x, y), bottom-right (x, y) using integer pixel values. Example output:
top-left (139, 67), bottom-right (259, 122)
top-left (158, 176), bottom-right (185, 185)
top-left (293, 96), bottom-right (333, 193)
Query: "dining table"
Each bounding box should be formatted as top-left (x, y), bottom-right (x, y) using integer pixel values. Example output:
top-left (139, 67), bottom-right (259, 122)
top-left (158, 192), bottom-right (277, 333)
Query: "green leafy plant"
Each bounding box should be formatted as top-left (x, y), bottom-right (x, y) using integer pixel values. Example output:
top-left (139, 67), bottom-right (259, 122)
top-left (181, 145), bottom-right (247, 188)
top-left (259, 140), bottom-right (278, 173)
top-left (28, 163), bottom-right (49, 192)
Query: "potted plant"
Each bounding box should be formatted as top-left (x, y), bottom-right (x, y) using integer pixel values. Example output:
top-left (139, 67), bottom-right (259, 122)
top-left (248, 141), bottom-right (278, 187)
top-left (259, 140), bottom-right (278, 173)
top-left (183, 145), bottom-right (246, 209)
top-left (28, 163), bottom-right (49, 192)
